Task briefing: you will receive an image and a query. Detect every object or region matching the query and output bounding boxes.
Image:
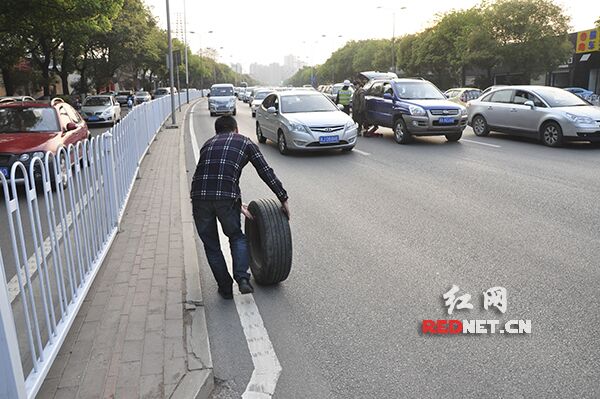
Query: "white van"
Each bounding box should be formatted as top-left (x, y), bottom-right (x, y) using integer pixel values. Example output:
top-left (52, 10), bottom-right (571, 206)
top-left (208, 83), bottom-right (236, 116)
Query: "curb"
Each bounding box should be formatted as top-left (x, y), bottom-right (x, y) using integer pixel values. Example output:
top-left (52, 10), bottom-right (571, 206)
top-left (172, 98), bottom-right (214, 399)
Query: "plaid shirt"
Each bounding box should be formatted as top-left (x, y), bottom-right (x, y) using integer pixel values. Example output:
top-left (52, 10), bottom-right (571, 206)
top-left (191, 132), bottom-right (288, 202)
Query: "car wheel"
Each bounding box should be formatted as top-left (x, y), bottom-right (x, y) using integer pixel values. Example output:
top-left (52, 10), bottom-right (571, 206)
top-left (252, 112), bottom-right (256, 118)
top-left (278, 131), bottom-right (288, 155)
top-left (445, 132), bottom-right (462, 142)
top-left (256, 124), bottom-right (267, 144)
top-left (393, 118), bottom-right (411, 144)
top-left (245, 198), bottom-right (293, 285)
top-left (541, 121), bottom-right (563, 147)
top-left (472, 115), bottom-right (490, 136)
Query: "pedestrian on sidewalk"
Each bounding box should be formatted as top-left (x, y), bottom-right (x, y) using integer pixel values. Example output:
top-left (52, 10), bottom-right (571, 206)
top-left (190, 115), bottom-right (290, 299)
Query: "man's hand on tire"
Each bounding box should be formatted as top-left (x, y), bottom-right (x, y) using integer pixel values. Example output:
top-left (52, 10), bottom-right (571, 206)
top-left (241, 203), bottom-right (254, 220)
top-left (281, 200), bottom-right (290, 219)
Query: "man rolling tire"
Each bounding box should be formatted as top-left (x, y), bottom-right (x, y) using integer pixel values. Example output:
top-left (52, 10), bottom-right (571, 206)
top-left (191, 116), bottom-right (289, 299)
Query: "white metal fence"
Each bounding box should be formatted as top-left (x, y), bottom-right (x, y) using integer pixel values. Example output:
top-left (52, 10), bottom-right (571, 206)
top-left (0, 91), bottom-right (203, 398)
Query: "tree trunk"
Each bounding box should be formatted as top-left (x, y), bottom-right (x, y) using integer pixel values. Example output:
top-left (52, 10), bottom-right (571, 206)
top-left (1, 67), bottom-right (14, 95)
top-left (60, 44), bottom-right (70, 94)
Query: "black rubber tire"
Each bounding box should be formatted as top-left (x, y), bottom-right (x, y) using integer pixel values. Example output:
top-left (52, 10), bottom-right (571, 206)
top-left (278, 131), bottom-right (288, 155)
top-left (256, 124), bottom-right (267, 143)
top-left (393, 118), bottom-right (411, 144)
top-left (445, 132), bottom-right (462, 142)
top-left (245, 198), bottom-right (293, 285)
top-left (252, 112), bottom-right (256, 118)
top-left (233, 108), bottom-right (237, 116)
top-left (472, 115), bottom-right (490, 136)
top-left (541, 121), bottom-right (563, 147)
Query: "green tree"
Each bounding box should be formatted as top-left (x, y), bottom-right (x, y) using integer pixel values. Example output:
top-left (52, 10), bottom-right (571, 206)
top-left (0, 33), bottom-right (27, 95)
top-left (485, 0), bottom-right (572, 83)
top-left (0, 0), bottom-right (123, 96)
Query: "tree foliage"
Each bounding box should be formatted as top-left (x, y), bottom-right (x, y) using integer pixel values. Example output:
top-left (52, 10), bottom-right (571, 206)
top-left (286, 0), bottom-right (572, 89)
top-left (0, 0), bottom-right (248, 96)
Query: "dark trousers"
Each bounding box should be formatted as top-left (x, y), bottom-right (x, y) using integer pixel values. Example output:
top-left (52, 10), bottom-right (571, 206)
top-left (192, 199), bottom-right (250, 291)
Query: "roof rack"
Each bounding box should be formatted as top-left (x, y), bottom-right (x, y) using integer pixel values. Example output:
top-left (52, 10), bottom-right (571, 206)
top-left (50, 97), bottom-right (65, 106)
top-left (0, 96), bottom-right (37, 104)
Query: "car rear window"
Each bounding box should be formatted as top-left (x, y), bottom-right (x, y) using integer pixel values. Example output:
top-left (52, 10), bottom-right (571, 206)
top-left (0, 107), bottom-right (60, 133)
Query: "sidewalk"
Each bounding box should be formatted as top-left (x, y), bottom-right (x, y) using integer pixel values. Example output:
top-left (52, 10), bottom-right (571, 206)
top-left (38, 100), bottom-right (213, 399)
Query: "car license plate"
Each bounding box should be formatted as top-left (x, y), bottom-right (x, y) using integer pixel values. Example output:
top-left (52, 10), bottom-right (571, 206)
top-left (0, 167), bottom-right (8, 177)
top-left (88, 115), bottom-right (99, 121)
top-left (438, 117), bottom-right (455, 124)
top-left (320, 135), bottom-right (339, 144)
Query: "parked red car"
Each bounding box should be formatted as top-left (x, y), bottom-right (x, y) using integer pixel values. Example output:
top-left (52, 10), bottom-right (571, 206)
top-left (0, 97), bottom-right (90, 182)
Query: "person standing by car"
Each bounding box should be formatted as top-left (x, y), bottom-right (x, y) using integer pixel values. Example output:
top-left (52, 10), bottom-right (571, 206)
top-left (352, 79), bottom-right (367, 136)
top-left (336, 80), bottom-right (353, 114)
top-left (191, 115), bottom-right (290, 299)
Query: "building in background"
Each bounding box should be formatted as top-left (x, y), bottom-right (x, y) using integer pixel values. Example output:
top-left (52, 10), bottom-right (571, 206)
top-left (250, 55), bottom-right (305, 86)
top-left (547, 28), bottom-right (599, 94)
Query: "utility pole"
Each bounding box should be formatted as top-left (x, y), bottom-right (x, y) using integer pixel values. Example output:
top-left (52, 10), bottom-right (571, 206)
top-left (166, 0), bottom-right (176, 125)
top-left (183, 0), bottom-right (190, 103)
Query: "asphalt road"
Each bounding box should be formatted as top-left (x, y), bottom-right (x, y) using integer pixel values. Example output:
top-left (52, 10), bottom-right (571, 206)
top-left (185, 98), bottom-right (600, 398)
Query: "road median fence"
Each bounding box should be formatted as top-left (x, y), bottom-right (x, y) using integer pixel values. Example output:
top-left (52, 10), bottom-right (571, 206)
top-left (0, 90), bottom-right (203, 398)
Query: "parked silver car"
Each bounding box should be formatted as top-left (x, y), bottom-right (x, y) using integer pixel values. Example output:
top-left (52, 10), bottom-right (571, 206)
top-left (80, 95), bottom-right (121, 125)
top-left (255, 91), bottom-right (358, 154)
top-left (134, 91), bottom-right (152, 104)
top-left (467, 85), bottom-right (600, 147)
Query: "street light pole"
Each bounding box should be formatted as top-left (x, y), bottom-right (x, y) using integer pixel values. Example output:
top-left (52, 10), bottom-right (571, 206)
top-left (165, 0), bottom-right (176, 124)
top-left (392, 11), bottom-right (396, 73)
top-left (183, 0), bottom-right (189, 104)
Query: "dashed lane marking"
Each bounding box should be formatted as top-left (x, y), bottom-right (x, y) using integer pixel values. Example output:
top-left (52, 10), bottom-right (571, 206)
top-left (461, 139), bottom-right (502, 148)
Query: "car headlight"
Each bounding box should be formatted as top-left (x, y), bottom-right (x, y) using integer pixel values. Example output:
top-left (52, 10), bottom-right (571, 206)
top-left (19, 153), bottom-right (30, 162)
top-left (409, 105), bottom-right (426, 116)
top-left (289, 121), bottom-right (310, 133)
top-left (102, 109), bottom-right (112, 116)
top-left (460, 107), bottom-right (467, 115)
top-left (345, 120), bottom-right (357, 130)
top-left (565, 113), bottom-right (594, 124)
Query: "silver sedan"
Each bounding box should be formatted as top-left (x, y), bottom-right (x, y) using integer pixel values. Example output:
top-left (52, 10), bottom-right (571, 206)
top-left (255, 91), bottom-right (358, 154)
top-left (467, 85), bottom-right (600, 147)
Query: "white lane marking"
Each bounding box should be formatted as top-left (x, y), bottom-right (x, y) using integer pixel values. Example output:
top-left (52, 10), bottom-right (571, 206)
top-left (462, 139), bottom-right (501, 148)
top-left (188, 101), bottom-right (282, 398)
top-left (189, 102), bottom-right (201, 162)
top-left (353, 149), bottom-right (371, 156)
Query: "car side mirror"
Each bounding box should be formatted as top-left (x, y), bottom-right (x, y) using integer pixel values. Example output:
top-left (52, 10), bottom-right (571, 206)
top-left (524, 100), bottom-right (535, 109)
top-left (267, 106), bottom-right (278, 114)
top-left (337, 104), bottom-right (345, 110)
top-left (65, 122), bottom-right (78, 131)
top-left (383, 93), bottom-right (393, 100)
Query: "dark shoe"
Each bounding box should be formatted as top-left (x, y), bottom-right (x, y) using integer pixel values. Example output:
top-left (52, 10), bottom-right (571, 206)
top-left (218, 288), bottom-right (233, 300)
top-left (238, 278), bottom-right (254, 294)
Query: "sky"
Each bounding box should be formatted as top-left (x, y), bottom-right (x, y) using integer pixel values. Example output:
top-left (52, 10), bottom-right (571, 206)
top-left (144, 0), bottom-right (598, 73)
